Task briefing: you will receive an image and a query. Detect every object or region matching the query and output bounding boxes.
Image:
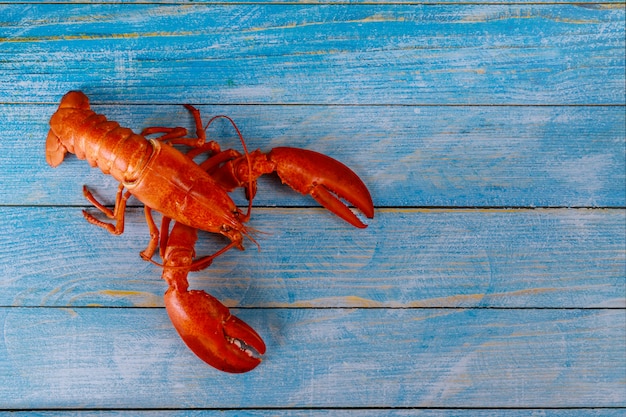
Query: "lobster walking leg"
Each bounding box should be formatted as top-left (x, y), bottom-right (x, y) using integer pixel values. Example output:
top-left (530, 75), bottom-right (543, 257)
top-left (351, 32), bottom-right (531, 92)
top-left (81, 184), bottom-right (132, 235)
top-left (142, 105), bottom-right (210, 148)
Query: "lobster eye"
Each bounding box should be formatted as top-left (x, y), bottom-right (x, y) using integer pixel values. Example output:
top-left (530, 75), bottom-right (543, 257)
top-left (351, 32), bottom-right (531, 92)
top-left (220, 225), bottom-right (232, 233)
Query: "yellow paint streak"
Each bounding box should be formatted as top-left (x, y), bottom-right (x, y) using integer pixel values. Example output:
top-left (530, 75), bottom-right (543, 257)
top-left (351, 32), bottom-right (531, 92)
top-left (491, 287), bottom-right (560, 298)
top-left (360, 14), bottom-right (406, 24)
top-left (96, 290), bottom-right (161, 307)
top-left (407, 293), bottom-right (485, 308)
top-left (267, 294), bottom-right (482, 308)
top-left (598, 4), bottom-right (626, 9)
top-left (269, 296), bottom-right (384, 308)
top-left (0, 31), bottom-right (198, 43)
top-left (100, 289), bottom-right (144, 297)
top-left (261, 287), bottom-right (591, 309)
top-left (2, 12), bottom-right (403, 44)
top-left (61, 308), bottom-right (78, 318)
top-left (249, 14), bottom-right (404, 33)
top-left (460, 10), bottom-right (601, 25)
top-left (410, 309), bottom-right (464, 323)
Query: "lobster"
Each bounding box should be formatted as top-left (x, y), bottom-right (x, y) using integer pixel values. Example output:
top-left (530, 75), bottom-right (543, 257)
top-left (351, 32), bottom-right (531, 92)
top-left (46, 90), bottom-right (374, 372)
top-left (47, 91), bottom-right (373, 258)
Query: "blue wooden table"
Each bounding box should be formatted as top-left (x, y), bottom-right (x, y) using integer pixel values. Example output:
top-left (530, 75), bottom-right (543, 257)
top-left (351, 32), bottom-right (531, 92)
top-left (1, 0), bottom-right (624, 415)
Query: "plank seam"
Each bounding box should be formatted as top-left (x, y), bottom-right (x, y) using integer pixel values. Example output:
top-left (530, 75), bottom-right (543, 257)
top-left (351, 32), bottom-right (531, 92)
top-left (4, 204), bottom-right (626, 208)
top-left (2, 406), bottom-right (626, 412)
top-left (2, 306), bottom-right (624, 310)
top-left (0, 1), bottom-right (623, 6)
top-left (6, 102), bottom-right (626, 107)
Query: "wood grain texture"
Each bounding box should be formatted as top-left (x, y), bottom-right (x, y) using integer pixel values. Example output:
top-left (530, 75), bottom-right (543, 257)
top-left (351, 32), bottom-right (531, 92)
top-left (1, 4), bottom-right (624, 105)
top-left (6, 0), bottom-right (626, 4)
top-left (2, 413), bottom-right (626, 417)
top-left (2, 104), bottom-right (625, 207)
top-left (1, 308), bottom-right (624, 408)
top-left (1, 207), bottom-right (624, 308)
top-left (0, 0), bottom-right (624, 414)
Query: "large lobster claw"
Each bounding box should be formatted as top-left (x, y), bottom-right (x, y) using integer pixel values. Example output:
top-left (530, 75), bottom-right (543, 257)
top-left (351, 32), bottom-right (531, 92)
top-left (160, 219), bottom-right (266, 373)
top-left (267, 147), bottom-right (374, 228)
top-left (164, 287), bottom-right (266, 373)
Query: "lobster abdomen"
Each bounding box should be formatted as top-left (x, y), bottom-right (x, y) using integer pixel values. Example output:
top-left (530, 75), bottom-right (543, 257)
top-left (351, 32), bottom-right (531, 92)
top-left (47, 91), bottom-right (152, 184)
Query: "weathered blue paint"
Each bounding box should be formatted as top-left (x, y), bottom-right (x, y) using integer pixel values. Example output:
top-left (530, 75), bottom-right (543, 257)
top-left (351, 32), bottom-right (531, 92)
top-left (0, 0), bottom-right (624, 414)
top-left (2, 104), bottom-right (625, 207)
top-left (1, 308), bottom-right (624, 408)
top-left (0, 5), bottom-right (624, 105)
top-left (1, 207), bottom-right (624, 308)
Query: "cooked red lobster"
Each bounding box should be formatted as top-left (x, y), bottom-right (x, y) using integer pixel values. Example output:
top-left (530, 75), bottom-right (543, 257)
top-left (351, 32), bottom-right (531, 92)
top-left (46, 90), bottom-right (374, 372)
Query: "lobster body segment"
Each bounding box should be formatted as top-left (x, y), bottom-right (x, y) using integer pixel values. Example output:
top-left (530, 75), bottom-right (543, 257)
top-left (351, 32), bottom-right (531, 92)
top-left (124, 140), bottom-right (245, 247)
top-left (46, 104), bottom-right (152, 184)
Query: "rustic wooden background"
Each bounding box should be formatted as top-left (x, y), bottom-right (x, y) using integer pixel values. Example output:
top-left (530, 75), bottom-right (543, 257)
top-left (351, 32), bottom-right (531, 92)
top-left (1, 0), bottom-right (624, 415)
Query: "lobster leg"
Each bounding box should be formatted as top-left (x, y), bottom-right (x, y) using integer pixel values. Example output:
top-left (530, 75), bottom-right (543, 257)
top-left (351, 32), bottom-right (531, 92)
top-left (139, 206), bottom-right (161, 262)
top-left (140, 126), bottom-right (189, 142)
top-left (82, 183), bottom-right (133, 235)
top-left (141, 105), bottom-right (217, 150)
top-left (161, 220), bottom-right (266, 373)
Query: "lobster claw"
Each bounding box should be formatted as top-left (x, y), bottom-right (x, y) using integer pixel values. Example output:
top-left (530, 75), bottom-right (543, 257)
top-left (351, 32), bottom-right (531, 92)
top-left (164, 287), bottom-right (266, 373)
top-left (267, 147), bottom-right (374, 228)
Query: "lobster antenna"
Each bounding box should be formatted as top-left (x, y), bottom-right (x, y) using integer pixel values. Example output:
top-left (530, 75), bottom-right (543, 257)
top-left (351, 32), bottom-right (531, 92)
top-left (205, 115), bottom-right (254, 222)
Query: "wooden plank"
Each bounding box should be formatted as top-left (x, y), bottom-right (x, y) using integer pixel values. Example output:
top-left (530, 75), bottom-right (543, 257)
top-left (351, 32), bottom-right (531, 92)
top-left (1, 0), bottom-right (624, 414)
top-left (7, 0), bottom-right (626, 4)
top-left (2, 207), bottom-right (624, 308)
top-left (1, 4), bottom-right (623, 105)
top-left (2, 412), bottom-right (625, 417)
top-left (0, 307), bottom-right (623, 408)
top-left (3, 104), bottom-right (625, 207)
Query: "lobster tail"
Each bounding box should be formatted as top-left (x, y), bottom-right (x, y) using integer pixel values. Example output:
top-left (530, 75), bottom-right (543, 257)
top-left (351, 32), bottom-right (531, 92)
top-left (45, 130), bottom-right (67, 167)
top-left (46, 91), bottom-right (92, 167)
